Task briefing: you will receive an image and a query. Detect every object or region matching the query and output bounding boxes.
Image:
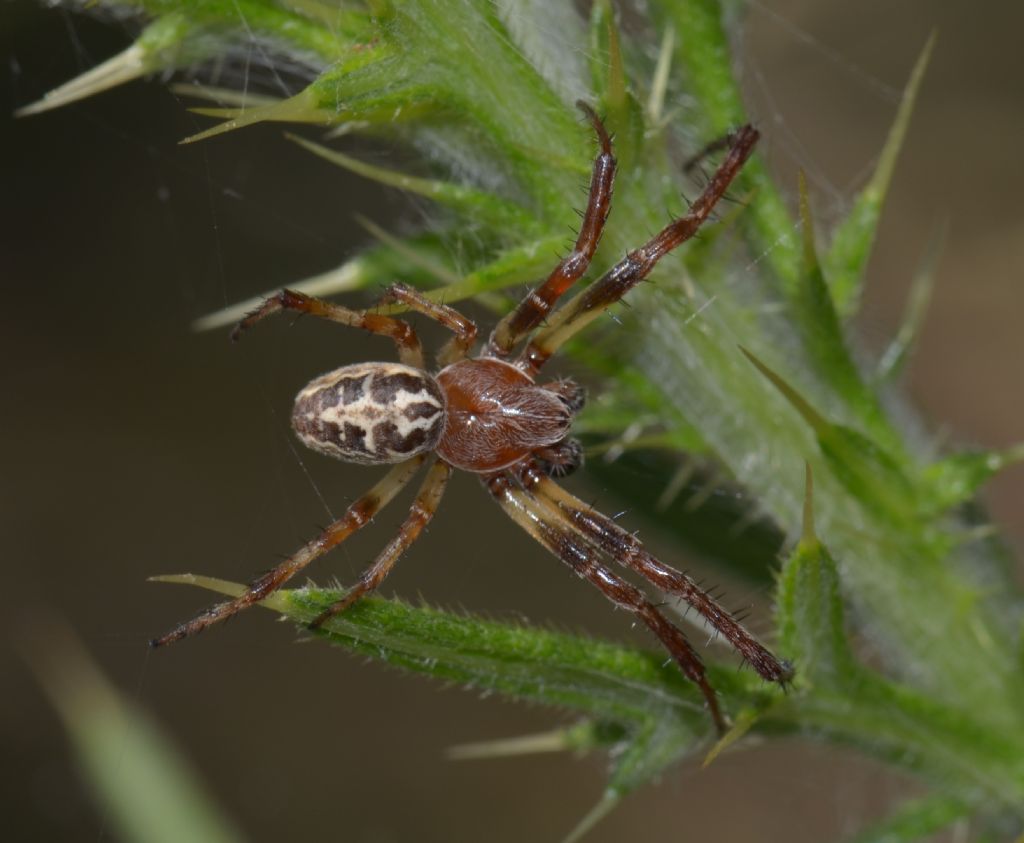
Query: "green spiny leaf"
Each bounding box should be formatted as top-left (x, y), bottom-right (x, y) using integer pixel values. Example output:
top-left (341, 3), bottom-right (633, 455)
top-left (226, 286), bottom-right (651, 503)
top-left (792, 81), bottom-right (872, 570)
top-left (181, 89), bottom-right (331, 144)
top-left (16, 13), bottom-right (215, 116)
top-left (153, 575), bottom-right (765, 725)
top-left (286, 133), bottom-right (539, 232)
top-left (826, 32), bottom-right (935, 315)
top-left (777, 464), bottom-right (856, 686)
top-left (563, 715), bottom-right (697, 843)
top-left (740, 347), bottom-right (916, 525)
top-left (816, 424), bottom-right (917, 524)
top-left (495, 0), bottom-right (589, 107)
top-left (587, 0), bottom-right (645, 169)
top-left (796, 173), bottom-right (894, 444)
top-left (652, 0), bottom-right (801, 291)
top-left (446, 719), bottom-right (627, 761)
top-left (192, 230), bottom-right (462, 331)
top-left (875, 219), bottom-right (946, 383)
top-left (406, 233), bottom-right (572, 304)
top-left (923, 444), bottom-right (1024, 512)
top-left (608, 716), bottom-right (696, 794)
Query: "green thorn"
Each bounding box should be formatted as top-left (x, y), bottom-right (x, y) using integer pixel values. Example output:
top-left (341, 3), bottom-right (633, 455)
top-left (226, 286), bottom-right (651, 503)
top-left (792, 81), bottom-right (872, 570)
top-left (702, 706), bottom-right (759, 768)
top-left (561, 790), bottom-right (620, 843)
top-left (738, 346), bottom-right (828, 435)
top-left (16, 44), bottom-right (151, 117)
top-left (646, 27), bottom-right (674, 125)
top-left (827, 31), bottom-right (937, 313)
top-left (180, 92), bottom-right (323, 144)
top-left (801, 461), bottom-right (818, 547)
top-left (876, 218), bottom-right (947, 382)
top-left (354, 215), bottom-right (461, 286)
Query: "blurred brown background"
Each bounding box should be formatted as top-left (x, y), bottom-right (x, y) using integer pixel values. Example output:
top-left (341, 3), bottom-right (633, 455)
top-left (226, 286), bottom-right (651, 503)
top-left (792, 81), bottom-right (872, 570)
top-left (2, 1), bottom-right (1022, 840)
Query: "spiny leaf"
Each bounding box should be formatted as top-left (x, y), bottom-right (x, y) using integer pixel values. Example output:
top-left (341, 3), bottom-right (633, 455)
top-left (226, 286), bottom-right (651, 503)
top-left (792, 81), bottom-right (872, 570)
top-left (171, 83), bottom-right (281, 109)
top-left (17, 13), bottom-right (213, 116)
top-left (152, 575), bottom-right (762, 724)
top-left (561, 792), bottom-right (620, 843)
top-left (157, 0), bottom-right (367, 61)
top-left (740, 347), bottom-right (916, 524)
top-left (875, 219), bottom-right (946, 382)
top-left (776, 464), bottom-right (856, 686)
top-left (181, 90), bottom-right (330, 144)
top-left (826, 32), bottom-right (936, 315)
top-left (702, 706), bottom-right (760, 767)
top-left (181, 40), bottom-right (429, 143)
top-left (573, 349), bottom-right (710, 454)
top-left (785, 675), bottom-right (1024, 812)
top-left (646, 27), bottom-right (675, 127)
top-left (583, 448), bottom-right (787, 586)
top-left (587, 0), bottom-right (645, 169)
top-left (606, 715), bottom-right (696, 794)
top-left (384, 232), bottom-right (571, 305)
top-left (192, 231), bottom-right (460, 331)
top-left (563, 715), bottom-right (697, 843)
top-left (194, 230), bottom-right (573, 332)
top-left (796, 173), bottom-right (893, 444)
top-left (652, 0), bottom-right (801, 291)
top-left (495, 0), bottom-right (589, 106)
top-left (286, 132), bottom-right (538, 231)
top-left (447, 719), bottom-right (625, 760)
top-left (923, 443), bottom-right (1024, 512)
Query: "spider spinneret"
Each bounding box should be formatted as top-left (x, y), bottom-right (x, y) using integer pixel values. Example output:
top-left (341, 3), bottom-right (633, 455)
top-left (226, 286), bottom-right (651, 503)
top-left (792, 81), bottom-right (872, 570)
top-left (153, 102), bottom-right (792, 734)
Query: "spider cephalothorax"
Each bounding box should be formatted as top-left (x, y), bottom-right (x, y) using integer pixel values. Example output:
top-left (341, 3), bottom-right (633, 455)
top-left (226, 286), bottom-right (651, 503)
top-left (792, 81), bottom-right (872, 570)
top-left (153, 103), bottom-right (792, 733)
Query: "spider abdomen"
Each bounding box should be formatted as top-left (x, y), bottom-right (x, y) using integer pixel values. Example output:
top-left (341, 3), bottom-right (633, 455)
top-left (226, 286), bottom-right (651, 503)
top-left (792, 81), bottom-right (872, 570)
top-left (435, 357), bottom-right (573, 473)
top-left (292, 362), bottom-right (445, 464)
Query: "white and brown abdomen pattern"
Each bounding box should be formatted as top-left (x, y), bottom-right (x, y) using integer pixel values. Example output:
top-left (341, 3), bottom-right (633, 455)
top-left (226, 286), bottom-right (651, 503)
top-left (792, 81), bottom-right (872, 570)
top-left (292, 362), bottom-right (446, 464)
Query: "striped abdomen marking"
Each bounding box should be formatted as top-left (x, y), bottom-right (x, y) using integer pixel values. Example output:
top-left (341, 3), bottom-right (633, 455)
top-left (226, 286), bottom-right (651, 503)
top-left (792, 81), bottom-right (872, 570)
top-left (292, 363), bottom-right (445, 464)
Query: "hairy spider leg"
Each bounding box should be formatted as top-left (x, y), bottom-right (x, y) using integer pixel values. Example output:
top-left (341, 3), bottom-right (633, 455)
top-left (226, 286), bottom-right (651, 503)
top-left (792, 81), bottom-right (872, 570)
top-left (232, 285), bottom-right (479, 368)
top-left (488, 101), bottom-right (617, 356)
top-left (382, 283), bottom-right (478, 366)
top-left (533, 438), bottom-right (584, 478)
top-left (232, 288), bottom-right (427, 368)
top-left (150, 457), bottom-right (426, 648)
top-left (515, 461), bottom-right (793, 685)
top-left (682, 126), bottom-right (751, 177)
top-left (484, 472), bottom-right (727, 734)
top-left (309, 459), bottom-right (452, 628)
top-left (518, 124), bottom-right (760, 375)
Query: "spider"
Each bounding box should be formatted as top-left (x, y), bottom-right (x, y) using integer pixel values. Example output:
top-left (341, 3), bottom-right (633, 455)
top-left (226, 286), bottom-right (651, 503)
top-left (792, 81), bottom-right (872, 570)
top-left (152, 102), bottom-right (792, 733)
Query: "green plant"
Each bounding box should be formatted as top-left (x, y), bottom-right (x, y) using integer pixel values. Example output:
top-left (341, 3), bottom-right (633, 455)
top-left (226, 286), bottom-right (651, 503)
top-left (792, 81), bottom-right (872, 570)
top-left (25, 1), bottom-right (1024, 839)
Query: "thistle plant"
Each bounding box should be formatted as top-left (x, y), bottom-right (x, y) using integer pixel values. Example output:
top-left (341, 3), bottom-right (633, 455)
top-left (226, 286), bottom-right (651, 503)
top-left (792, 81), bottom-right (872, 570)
top-left (23, 1), bottom-right (1024, 839)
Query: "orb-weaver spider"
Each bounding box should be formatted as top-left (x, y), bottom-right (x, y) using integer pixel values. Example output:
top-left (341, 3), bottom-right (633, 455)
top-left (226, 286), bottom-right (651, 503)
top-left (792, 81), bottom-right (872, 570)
top-left (152, 103), bottom-right (792, 733)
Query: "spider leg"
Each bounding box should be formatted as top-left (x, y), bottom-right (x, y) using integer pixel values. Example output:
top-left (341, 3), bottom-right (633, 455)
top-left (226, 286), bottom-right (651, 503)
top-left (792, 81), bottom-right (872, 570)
top-left (541, 379), bottom-right (587, 414)
top-left (488, 101), bottom-right (617, 357)
top-left (232, 288), bottom-right (426, 368)
top-left (484, 470), bottom-right (728, 734)
top-left (381, 283), bottom-right (478, 366)
top-left (533, 438), bottom-right (584, 478)
top-left (682, 127), bottom-right (750, 177)
top-left (308, 459), bottom-right (452, 627)
top-left (150, 457), bottom-right (425, 648)
top-left (514, 461), bottom-right (793, 685)
top-left (518, 125), bottom-right (759, 375)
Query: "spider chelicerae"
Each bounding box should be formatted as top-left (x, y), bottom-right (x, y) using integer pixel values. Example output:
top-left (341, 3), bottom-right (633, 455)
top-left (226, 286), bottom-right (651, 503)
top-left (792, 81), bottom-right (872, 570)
top-left (153, 103), bottom-right (792, 733)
